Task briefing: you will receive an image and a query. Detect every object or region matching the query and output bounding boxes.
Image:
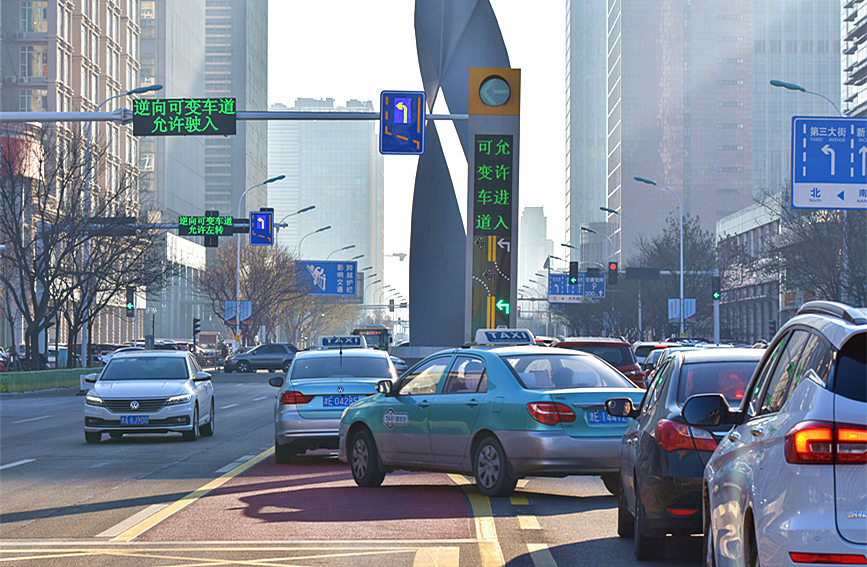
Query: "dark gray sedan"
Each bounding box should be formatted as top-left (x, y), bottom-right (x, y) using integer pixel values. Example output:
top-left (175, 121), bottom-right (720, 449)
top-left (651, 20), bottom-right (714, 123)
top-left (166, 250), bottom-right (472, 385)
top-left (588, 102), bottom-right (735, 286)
top-left (223, 343), bottom-right (298, 373)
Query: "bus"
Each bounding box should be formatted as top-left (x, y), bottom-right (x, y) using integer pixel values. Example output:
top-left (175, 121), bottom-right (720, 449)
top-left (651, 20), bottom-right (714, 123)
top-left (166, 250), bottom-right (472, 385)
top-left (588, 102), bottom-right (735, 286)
top-left (351, 325), bottom-right (391, 351)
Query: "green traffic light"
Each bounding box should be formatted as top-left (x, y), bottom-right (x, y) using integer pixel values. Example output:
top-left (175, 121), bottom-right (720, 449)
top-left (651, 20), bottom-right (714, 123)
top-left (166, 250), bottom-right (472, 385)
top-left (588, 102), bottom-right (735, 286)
top-left (126, 302), bottom-right (134, 309)
top-left (713, 292), bottom-right (721, 300)
top-left (569, 277), bottom-right (578, 284)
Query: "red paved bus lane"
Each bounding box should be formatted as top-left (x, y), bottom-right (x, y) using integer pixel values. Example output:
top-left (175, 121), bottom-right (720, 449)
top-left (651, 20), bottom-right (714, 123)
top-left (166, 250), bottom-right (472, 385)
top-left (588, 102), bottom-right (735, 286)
top-left (133, 451), bottom-right (475, 542)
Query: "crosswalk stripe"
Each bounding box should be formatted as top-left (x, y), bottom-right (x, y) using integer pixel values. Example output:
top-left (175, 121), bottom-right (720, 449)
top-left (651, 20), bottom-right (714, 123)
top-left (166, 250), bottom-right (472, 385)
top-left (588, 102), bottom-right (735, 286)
top-left (412, 546), bottom-right (460, 567)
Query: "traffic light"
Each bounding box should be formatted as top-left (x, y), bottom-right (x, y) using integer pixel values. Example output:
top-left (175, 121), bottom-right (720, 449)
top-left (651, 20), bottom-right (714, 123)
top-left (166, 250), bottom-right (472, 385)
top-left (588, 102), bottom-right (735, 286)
top-left (192, 317), bottom-right (201, 337)
top-left (712, 275), bottom-right (721, 300)
top-left (125, 286), bottom-right (135, 317)
top-left (769, 320), bottom-right (777, 336)
top-left (388, 299), bottom-right (395, 313)
top-left (608, 262), bottom-right (618, 285)
top-left (203, 210), bottom-right (219, 247)
top-left (569, 261), bottom-right (579, 285)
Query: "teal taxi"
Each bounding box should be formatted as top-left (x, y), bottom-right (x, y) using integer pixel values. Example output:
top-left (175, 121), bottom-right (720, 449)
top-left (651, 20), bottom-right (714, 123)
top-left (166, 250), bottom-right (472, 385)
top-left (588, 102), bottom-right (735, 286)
top-left (338, 329), bottom-right (645, 496)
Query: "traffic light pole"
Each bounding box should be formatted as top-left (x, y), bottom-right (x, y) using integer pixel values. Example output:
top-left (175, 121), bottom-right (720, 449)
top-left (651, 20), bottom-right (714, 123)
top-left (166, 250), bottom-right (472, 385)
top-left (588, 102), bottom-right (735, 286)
top-left (713, 268), bottom-right (720, 344)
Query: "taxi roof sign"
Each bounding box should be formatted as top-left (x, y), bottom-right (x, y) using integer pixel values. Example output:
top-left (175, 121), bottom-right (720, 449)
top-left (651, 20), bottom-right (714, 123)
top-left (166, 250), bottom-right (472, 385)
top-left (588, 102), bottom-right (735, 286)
top-left (320, 335), bottom-right (367, 349)
top-left (474, 329), bottom-right (536, 345)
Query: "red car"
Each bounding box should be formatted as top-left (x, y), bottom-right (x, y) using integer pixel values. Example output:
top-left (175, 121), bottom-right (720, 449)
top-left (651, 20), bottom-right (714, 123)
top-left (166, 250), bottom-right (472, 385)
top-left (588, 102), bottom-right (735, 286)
top-left (551, 337), bottom-right (646, 387)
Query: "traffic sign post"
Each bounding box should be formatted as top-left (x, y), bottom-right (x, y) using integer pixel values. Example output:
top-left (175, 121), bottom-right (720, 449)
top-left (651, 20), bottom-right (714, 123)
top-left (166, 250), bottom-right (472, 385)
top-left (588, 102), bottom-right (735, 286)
top-left (379, 91), bottom-right (425, 155)
top-left (791, 116), bottom-right (867, 209)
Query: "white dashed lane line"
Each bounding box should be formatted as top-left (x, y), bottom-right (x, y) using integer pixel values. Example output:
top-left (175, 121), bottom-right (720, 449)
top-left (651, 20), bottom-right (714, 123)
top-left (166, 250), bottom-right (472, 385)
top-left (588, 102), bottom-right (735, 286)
top-left (219, 403), bottom-right (238, 409)
top-left (0, 459), bottom-right (36, 471)
top-left (252, 396), bottom-right (268, 401)
top-left (12, 415), bottom-right (52, 424)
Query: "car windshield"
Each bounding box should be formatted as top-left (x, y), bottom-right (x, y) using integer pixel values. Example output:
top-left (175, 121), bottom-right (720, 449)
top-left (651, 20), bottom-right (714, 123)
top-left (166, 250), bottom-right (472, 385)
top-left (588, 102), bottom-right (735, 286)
top-left (290, 355), bottom-right (393, 379)
top-left (502, 354), bottom-right (636, 390)
top-left (676, 361), bottom-right (758, 405)
top-left (101, 356), bottom-right (188, 380)
top-left (558, 344), bottom-right (635, 366)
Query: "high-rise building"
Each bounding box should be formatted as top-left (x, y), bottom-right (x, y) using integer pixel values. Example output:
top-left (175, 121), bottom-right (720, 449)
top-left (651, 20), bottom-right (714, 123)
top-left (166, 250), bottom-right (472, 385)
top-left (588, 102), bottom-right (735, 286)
top-left (844, 0), bottom-right (867, 117)
top-left (267, 99), bottom-right (384, 304)
top-left (565, 0), bottom-right (608, 261)
top-left (204, 0), bottom-right (268, 216)
top-left (518, 207), bottom-right (553, 292)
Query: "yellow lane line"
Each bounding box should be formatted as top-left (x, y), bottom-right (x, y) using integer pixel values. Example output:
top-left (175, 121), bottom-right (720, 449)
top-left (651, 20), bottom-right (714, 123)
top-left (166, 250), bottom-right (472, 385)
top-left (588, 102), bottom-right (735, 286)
top-left (111, 446), bottom-right (274, 542)
top-left (510, 495), bottom-right (529, 505)
top-left (412, 546), bottom-right (460, 567)
top-left (517, 515), bottom-right (540, 530)
top-left (526, 543), bottom-right (557, 567)
top-left (447, 474), bottom-right (504, 567)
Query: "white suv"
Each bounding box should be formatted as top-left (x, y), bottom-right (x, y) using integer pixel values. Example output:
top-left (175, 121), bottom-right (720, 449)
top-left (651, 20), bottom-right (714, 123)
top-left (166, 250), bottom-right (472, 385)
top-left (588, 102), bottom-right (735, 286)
top-left (682, 301), bottom-right (866, 567)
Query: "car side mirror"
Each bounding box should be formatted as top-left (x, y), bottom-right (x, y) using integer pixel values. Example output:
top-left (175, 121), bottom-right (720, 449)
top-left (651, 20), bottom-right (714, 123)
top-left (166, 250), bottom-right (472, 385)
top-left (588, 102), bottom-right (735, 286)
top-left (268, 376), bottom-right (284, 388)
top-left (605, 397), bottom-right (639, 419)
top-left (375, 379), bottom-right (393, 395)
top-left (681, 394), bottom-right (731, 427)
top-left (83, 373), bottom-right (98, 384)
top-left (194, 371), bottom-right (211, 381)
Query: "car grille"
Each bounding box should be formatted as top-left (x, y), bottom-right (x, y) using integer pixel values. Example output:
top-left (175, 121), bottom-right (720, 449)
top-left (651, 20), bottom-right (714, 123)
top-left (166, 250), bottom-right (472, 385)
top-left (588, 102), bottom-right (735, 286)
top-left (103, 399), bottom-right (167, 413)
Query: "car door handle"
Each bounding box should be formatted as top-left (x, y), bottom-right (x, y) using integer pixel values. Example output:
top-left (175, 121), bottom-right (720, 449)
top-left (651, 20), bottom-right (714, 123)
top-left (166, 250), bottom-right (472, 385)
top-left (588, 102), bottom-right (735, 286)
top-left (466, 399), bottom-right (479, 408)
top-left (750, 426), bottom-right (765, 437)
top-left (417, 400), bottom-right (430, 408)
top-left (728, 431), bottom-right (741, 442)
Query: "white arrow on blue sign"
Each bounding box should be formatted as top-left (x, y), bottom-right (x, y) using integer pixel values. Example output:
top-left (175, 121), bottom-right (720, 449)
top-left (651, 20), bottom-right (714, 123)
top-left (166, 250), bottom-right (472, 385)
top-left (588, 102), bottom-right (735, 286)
top-left (791, 116), bottom-right (867, 210)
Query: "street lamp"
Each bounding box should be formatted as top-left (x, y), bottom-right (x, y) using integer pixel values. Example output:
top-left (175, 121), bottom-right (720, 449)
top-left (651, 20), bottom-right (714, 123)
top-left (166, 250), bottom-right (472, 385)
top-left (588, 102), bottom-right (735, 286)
top-left (580, 226), bottom-right (616, 262)
top-left (276, 205), bottom-right (315, 235)
top-left (235, 174), bottom-right (286, 344)
top-left (601, 206), bottom-right (643, 336)
top-left (327, 244), bottom-right (356, 259)
top-left (350, 254), bottom-right (364, 261)
top-left (296, 225), bottom-right (331, 257)
top-left (770, 79), bottom-right (850, 303)
top-left (635, 175), bottom-right (684, 336)
top-left (80, 83), bottom-right (163, 367)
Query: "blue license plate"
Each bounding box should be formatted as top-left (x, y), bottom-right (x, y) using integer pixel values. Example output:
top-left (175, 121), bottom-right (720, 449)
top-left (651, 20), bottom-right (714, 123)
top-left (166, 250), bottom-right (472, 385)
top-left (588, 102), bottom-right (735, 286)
top-left (322, 395), bottom-right (360, 408)
top-left (585, 409), bottom-right (628, 425)
top-left (120, 415), bottom-right (149, 426)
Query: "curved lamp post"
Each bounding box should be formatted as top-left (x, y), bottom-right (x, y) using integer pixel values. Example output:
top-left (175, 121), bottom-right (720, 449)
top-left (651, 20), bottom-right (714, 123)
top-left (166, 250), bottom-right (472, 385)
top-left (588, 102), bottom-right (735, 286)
top-left (634, 176), bottom-right (684, 336)
top-left (296, 225), bottom-right (331, 258)
top-left (81, 83), bottom-right (163, 366)
top-left (327, 244), bottom-right (356, 259)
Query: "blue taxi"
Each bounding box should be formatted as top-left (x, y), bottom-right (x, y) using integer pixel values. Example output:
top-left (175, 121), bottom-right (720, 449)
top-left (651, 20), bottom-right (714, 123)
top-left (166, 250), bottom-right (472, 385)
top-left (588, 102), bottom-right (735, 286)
top-left (338, 329), bottom-right (645, 496)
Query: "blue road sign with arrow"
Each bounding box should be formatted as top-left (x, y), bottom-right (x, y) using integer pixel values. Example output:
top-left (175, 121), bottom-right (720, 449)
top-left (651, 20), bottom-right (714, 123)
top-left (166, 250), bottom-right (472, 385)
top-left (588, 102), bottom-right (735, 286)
top-left (380, 91), bottom-right (425, 155)
top-left (791, 116), bottom-right (867, 210)
top-left (249, 211), bottom-right (273, 245)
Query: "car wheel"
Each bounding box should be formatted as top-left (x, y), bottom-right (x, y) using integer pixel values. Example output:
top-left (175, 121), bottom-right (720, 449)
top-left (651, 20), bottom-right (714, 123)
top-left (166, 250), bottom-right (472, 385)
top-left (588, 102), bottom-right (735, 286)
top-left (282, 360), bottom-right (291, 372)
top-left (633, 481), bottom-right (665, 560)
top-left (617, 476), bottom-right (634, 538)
top-left (237, 360), bottom-right (250, 373)
top-left (473, 436), bottom-right (517, 497)
top-left (182, 406), bottom-right (199, 441)
top-left (350, 428), bottom-right (386, 487)
top-left (601, 472), bottom-right (620, 496)
top-left (200, 400), bottom-right (215, 436)
top-left (109, 432), bottom-right (124, 440)
top-left (703, 500), bottom-right (716, 567)
top-left (274, 441), bottom-right (298, 464)
top-left (746, 520), bottom-right (760, 567)
top-left (85, 431), bottom-right (101, 444)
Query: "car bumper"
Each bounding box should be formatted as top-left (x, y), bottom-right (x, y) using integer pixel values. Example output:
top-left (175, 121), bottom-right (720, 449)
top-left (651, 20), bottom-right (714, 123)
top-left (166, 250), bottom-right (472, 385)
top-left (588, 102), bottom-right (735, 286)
top-left (84, 404), bottom-right (194, 434)
top-left (639, 473), bottom-right (704, 535)
top-left (275, 408), bottom-right (341, 450)
top-left (497, 430), bottom-right (624, 476)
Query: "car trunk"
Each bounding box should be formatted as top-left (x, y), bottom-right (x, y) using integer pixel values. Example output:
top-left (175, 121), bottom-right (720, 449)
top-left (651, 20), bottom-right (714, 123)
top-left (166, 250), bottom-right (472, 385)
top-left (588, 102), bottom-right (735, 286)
top-left (544, 387), bottom-right (644, 438)
top-left (289, 378), bottom-right (382, 419)
top-left (834, 393), bottom-right (867, 544)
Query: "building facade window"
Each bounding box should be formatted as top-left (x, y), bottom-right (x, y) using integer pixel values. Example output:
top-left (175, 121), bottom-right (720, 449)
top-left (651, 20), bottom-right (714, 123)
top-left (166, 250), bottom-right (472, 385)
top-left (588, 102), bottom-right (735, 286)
top-left (19, 88), bottom-right (48, 111)
top-left (20, 1), bottom-right (49, 33)
top-left (20, 45), bottom-right (48, 78)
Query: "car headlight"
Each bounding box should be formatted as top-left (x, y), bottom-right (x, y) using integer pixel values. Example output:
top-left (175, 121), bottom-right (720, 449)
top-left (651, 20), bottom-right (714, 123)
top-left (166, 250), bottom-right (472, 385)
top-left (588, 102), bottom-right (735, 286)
top-left (166, 393), bottom-right (193, 405)
top-left (85, 394), bottom-right (104, 406)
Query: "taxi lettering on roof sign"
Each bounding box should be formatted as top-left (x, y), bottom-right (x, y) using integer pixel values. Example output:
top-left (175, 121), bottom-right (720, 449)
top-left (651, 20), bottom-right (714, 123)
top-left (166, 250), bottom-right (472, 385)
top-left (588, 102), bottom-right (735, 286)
top-left (474, 328), bottom-right (536, 345)
top-left (320, 335), bottom-right (367, 349)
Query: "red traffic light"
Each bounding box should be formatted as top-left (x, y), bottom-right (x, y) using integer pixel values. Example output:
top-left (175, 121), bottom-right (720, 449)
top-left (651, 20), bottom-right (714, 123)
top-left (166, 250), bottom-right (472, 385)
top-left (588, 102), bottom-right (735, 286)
top-left (608, 262), bottom-right (618, 271)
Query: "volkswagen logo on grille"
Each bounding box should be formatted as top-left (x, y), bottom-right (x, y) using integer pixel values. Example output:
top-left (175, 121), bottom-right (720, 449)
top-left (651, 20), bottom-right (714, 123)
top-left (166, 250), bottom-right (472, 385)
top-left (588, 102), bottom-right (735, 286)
top-left (130, 400), bottom-right (140, 410)
top-left (337, 385), bottom-right (344, 393)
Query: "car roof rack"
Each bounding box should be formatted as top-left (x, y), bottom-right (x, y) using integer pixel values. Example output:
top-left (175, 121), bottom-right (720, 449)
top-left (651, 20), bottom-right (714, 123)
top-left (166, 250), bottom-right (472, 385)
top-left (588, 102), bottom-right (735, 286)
top-left (796, 301), bottom-right (867, 325)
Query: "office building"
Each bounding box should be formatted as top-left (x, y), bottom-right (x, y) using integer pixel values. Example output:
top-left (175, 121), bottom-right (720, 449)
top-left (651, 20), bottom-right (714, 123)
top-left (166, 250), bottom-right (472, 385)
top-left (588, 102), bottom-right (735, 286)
top-left (844, 0), bottom-right (867, 117)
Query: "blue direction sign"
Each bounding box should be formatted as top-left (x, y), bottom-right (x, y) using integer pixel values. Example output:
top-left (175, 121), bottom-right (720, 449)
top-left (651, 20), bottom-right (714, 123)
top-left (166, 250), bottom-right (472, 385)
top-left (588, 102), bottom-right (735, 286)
top-left (249, 211), bottom-right (273, 245)
top-left (791, 116), bottom-right (867, 209)
top-left (380, 91), bottom-right (425, 155)
top-left (298, 261), bottom-right (357, 296)
top-left (583, 275), bottom-right (606, 298)
top-left (548, 273), bottom-right (606, 302)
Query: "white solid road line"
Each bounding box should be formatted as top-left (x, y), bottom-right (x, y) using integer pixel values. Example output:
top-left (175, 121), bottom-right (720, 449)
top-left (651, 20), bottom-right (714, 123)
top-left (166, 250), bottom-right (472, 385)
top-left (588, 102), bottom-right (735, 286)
top-left (215, 455), bottom-right (256, 474)
top-left (12, 415), bottom-right (52, 424)
top-left (0, 459), bottom-right (36, 471)
top-left (97, 504), bottom-right (168, 538)
top-left (219, 403), bottom-right (239, 409)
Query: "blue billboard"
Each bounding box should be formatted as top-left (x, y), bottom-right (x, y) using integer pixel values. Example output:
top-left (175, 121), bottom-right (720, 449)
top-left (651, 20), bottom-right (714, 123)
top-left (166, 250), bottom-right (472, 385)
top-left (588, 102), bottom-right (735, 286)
top-left (298, 261), bottom-right (357, 296)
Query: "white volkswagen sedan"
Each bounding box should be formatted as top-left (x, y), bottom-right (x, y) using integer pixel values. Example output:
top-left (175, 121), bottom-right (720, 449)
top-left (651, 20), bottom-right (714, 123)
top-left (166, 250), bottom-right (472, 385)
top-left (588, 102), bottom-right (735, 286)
top-left (84, 350), bottom-right (215, 443)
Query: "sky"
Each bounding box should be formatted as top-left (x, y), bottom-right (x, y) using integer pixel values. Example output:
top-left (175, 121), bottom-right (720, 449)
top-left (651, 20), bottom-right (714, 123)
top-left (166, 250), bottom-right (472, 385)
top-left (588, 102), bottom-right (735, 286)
top-left (267, 1), bottom-right (566, 298)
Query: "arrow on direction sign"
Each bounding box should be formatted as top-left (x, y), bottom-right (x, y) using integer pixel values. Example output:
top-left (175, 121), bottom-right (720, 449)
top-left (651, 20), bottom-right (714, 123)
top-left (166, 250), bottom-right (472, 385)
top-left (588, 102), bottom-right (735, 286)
top-left (495, 299), bottom-right (510, 315)
top-left (497, 238), bottom-right (510, 253)
top-left (822, 144), bottom-right (836, 175)
top-left (859, 146), bottom-right (866, 176)
top-left (838, 191), bottom-right (846, 201)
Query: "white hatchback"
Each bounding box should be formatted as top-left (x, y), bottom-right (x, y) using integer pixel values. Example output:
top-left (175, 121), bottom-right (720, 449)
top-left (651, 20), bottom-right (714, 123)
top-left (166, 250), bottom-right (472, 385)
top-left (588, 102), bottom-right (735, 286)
top-left (682, 301), bottom-right (866, 567)
top-left (84, 351), bottom-right (215, 443)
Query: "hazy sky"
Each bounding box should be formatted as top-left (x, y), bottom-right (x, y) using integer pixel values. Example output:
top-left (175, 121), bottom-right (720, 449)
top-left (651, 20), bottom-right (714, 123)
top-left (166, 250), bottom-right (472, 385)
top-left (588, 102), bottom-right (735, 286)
top-left (267, 1), bottom-right (566, 297)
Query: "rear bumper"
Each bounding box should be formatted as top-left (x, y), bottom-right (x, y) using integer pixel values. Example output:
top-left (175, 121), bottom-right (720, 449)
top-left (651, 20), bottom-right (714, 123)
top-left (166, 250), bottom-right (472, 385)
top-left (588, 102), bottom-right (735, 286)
top-left (497, 430), bottom-right (623, 476)
top-left (275, 408), bottom-right (341, 450)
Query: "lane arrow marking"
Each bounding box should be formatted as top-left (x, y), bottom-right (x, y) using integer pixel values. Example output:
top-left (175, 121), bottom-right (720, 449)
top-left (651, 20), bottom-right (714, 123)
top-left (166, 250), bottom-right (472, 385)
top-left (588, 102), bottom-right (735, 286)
top-left (497, 238), bottom-right (510, 253)
top-left (822, 144), bottom-right (836, 175)
top-left (859, 146), bottom-right (866, 177)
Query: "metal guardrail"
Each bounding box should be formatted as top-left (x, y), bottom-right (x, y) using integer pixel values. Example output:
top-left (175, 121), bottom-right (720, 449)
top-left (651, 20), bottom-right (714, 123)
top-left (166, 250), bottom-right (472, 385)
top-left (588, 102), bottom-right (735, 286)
top-left (0, 368), bottom-right (102, 393)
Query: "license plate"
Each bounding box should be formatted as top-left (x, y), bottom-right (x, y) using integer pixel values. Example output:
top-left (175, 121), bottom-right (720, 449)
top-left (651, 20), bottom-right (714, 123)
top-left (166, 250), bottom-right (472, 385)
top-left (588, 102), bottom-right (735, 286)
top-left (585, 409), bottom-right (628, 425)
top-left (322, 395), bottom-right (360, 408)
top-left (120, 415), bottom-right (149, 426)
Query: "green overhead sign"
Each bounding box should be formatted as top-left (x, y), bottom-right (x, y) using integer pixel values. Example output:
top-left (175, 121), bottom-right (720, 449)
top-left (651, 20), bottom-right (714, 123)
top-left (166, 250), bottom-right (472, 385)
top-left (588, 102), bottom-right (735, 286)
top-left (133, 98), bottom-right (236, 136)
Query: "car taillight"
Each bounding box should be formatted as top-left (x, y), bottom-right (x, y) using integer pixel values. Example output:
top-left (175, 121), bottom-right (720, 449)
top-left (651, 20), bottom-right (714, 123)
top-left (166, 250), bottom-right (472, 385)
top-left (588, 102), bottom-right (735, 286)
top-left (790, 552), bottom-right (867, 564)
top-left (622, 368), bottom-right (646, 387)
top-left (527, 402), bottom-right (576, 425)
top-left (279, 390), bottom-right (314, 405)
top-left (785, 421), bottom-right (867, 464)
top-left (656, 419), bottom-right (717, 452)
